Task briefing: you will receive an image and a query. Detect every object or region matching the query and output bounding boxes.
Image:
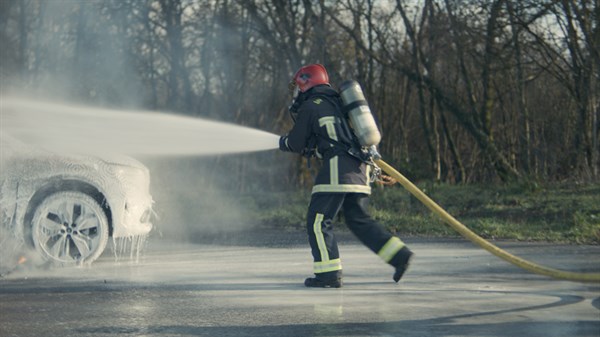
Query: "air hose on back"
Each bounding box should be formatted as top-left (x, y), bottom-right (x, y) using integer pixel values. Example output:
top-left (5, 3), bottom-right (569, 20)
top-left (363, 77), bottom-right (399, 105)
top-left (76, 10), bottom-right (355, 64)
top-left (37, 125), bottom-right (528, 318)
top-left (375, 159), bottom-right (600, 283)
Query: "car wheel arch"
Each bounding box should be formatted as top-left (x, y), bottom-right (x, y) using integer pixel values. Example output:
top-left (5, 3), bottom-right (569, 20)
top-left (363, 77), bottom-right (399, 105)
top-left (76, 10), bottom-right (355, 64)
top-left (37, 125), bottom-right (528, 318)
top-left (24, 179), bottom-right (114, 244)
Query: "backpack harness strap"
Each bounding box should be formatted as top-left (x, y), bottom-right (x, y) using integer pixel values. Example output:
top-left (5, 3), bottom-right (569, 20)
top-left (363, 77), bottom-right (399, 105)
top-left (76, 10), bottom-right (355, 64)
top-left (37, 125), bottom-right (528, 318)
top-left (312, 94), bottom-right (372, 164)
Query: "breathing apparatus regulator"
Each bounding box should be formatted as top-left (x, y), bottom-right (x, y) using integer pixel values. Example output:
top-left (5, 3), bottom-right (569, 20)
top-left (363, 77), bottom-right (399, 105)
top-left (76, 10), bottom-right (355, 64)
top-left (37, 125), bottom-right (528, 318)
top-left (288, 80), bottom-right (302, 123)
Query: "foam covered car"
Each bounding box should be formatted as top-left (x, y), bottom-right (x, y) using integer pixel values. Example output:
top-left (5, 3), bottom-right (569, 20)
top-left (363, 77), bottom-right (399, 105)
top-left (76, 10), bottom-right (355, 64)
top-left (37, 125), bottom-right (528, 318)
top-left (0, 134), bottom-right (153, 264)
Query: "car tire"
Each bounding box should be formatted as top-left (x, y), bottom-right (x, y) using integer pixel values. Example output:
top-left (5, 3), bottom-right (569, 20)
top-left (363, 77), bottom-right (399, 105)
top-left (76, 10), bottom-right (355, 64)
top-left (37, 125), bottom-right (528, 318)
top-left (31, 191), bottom-right (109, 264)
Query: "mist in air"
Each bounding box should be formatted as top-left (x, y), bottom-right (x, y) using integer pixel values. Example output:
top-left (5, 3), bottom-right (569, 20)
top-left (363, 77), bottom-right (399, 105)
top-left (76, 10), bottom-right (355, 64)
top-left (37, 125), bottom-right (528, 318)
top-left (0, 1), bottom-right (298, 271)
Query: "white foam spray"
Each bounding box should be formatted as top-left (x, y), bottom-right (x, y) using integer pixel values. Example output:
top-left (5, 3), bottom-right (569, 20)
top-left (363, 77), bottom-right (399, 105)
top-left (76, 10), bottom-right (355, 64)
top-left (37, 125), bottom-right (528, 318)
top-left (1, 96), bottom-right (280, 156)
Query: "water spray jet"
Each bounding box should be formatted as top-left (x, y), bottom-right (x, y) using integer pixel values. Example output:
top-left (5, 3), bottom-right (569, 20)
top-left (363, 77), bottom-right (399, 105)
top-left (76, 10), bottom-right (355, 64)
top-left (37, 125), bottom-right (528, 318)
top-left (1, 96), bottom-right (280, 156)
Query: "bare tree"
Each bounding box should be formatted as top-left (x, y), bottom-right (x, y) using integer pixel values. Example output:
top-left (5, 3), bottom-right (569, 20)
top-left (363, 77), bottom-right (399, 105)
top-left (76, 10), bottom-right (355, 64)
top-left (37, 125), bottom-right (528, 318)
top-left (157, 0), bottom-right (193, 112)
top-left (2, 0), bottom-right (597, 186)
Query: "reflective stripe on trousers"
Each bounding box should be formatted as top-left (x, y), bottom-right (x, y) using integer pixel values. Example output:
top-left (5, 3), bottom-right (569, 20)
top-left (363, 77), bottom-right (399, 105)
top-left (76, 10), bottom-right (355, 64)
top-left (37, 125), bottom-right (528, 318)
top-left (377, 237), bottom-right (405, 263)
top-left (312, 213), bottom-right (342, 274)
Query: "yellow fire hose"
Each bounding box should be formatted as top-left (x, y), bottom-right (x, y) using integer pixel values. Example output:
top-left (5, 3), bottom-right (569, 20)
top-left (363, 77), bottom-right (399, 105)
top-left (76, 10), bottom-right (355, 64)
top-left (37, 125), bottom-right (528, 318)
top-left (375, 159), bottom-right (600, 283)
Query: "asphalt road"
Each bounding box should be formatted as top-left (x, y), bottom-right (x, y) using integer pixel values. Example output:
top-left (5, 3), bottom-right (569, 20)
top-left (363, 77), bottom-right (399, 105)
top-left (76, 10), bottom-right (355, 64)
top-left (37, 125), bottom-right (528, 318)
top-left (1, 231), bottom-right (599, 337)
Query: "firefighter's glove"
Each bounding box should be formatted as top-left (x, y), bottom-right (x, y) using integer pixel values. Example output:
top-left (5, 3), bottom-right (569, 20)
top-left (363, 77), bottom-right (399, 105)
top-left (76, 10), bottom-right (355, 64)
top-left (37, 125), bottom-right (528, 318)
top-left (279, 136), bottom-right (292, 152)
top-left (376, 174), bottom-right (397, 186)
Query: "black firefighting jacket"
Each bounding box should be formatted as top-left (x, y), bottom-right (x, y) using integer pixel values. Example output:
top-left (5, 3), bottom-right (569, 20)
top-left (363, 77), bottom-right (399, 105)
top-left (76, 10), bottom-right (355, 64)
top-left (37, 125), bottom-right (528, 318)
top-left (279, 85), bottom-right (371, 195)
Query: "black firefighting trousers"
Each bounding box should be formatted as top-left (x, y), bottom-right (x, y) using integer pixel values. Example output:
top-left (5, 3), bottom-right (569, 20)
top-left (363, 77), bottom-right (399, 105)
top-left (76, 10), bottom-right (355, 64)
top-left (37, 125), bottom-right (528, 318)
top-left (306, 193), bottom-right (407, 279)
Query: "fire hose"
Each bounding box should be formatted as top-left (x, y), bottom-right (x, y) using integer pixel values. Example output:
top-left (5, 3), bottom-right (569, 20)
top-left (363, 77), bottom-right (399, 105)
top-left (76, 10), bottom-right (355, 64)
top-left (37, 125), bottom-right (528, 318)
top-left (375, 159), bottom-right (600, 283)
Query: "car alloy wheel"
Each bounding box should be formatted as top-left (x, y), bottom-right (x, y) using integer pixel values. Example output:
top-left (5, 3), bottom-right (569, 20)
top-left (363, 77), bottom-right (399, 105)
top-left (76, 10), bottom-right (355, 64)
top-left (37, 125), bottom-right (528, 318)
top-left (31, 191), bottom-right (109, 264)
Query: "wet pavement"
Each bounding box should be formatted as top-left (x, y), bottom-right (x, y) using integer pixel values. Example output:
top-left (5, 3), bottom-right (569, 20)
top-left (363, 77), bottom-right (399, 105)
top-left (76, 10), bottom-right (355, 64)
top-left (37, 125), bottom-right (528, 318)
top-left (1, 231), bottom-right (599, 337)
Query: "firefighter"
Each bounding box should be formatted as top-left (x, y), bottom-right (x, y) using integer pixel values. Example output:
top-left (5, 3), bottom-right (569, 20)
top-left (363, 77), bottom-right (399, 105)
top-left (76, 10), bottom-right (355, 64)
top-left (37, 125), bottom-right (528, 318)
top-left (279, 64), bottom-right (413, 288)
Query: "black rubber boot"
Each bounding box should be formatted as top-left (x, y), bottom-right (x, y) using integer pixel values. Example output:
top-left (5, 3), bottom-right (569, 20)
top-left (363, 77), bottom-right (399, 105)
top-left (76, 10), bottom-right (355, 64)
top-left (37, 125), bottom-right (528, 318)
top-left (304, 276), bottom-right (343, 288)
top-left (393, 246), bottom-right (413, 283)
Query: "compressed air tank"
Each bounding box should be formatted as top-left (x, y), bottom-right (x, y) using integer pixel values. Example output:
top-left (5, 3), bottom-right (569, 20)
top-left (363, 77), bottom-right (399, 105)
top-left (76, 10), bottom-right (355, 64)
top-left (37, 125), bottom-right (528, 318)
top-left (339, 80), bottom-right (381, 147)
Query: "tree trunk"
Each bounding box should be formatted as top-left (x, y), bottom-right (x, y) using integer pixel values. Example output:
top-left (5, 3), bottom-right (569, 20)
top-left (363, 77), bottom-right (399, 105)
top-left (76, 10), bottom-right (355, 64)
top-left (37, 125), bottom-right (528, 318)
top-left (440, 108), bottom-right (465, 183)
top-left (159, 0), bottom-right (193, 113)
top-left (396, 0), bottom-right (439, 179)
top-left (18, 0), bottom-right (28, 82)
top-left (507, 1), bottom-right (531, 174)
top-left (140, 2), bottom-right (158, 109)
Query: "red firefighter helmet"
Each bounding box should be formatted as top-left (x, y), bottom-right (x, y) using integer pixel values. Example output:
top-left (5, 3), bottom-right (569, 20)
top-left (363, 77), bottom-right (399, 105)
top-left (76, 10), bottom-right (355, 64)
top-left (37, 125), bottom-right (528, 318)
top-left (291, 64), bottom-right (330, 93)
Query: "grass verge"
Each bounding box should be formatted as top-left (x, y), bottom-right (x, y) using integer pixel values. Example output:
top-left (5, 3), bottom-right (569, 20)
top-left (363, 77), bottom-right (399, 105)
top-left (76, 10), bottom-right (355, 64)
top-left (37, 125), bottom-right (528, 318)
top-left (243, 183), bottom-right (600, 244)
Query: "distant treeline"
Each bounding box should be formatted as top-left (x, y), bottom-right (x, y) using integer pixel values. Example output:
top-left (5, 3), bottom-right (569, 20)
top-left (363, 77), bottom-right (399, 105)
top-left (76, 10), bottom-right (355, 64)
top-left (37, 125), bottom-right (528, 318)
top-left (1, 0), bottom-right (598, 190)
